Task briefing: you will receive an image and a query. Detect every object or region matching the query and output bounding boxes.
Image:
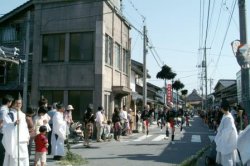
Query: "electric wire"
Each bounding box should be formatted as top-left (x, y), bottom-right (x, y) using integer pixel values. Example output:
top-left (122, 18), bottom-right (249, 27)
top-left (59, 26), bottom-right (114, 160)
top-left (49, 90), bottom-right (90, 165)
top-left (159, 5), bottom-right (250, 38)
top-left (210, 0), bottom-right (237, 77)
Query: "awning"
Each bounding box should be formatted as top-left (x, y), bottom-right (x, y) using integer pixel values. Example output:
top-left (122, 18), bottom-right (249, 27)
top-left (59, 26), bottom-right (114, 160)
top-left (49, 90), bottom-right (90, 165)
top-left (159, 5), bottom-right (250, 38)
top-left (112, 86), bottom-right (131, 98)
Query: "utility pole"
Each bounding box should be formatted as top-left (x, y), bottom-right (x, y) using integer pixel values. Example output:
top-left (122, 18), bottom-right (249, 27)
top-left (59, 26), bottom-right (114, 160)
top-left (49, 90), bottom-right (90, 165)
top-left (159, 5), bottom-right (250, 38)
top-left (201, 47), bottom-right (210, 110)
top-left (23, 11), bottom-right (30, 112)
top-left (238, 0), bottom-right (250, 120)
top-left (143, 25), bottom-right (148, 107)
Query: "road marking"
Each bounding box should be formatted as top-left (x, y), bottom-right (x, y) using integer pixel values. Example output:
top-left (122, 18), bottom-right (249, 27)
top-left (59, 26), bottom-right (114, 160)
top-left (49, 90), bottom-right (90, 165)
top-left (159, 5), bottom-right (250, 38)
top-left (133, 135), bottom-right (152, 141)
top-left (208, 135), bottom-right (215, 142)
top-left (71, 143), bottom-right (83, 148)
top-left (191, 135), bottom-right (201, 142)
top-left (152, 134), bottom-right (166, 141)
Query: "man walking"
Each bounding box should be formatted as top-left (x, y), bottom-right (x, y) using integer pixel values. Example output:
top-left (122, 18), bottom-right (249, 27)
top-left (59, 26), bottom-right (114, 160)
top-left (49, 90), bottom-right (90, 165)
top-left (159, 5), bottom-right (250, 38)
top-left (214, 99), bottom-right (238, 166)
top-left (95, 106), bottom-right (104, 142)
top-left (0, 95), bottom-right (13, 166)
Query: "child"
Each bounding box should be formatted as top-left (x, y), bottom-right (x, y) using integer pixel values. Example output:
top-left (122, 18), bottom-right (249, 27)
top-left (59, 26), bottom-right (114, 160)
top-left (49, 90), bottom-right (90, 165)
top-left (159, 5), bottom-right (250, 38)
top-left (34, 126), bottom-right (48, 166)
top-left (104, 120), bottom-right (113, 141)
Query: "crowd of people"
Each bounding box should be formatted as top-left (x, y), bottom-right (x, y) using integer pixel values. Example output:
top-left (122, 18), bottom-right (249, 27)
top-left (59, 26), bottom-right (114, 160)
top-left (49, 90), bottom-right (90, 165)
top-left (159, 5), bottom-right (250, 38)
top-left (200, 100), bottom-right (250, 166)
top-left (0, 94), bottom-right (135, 166)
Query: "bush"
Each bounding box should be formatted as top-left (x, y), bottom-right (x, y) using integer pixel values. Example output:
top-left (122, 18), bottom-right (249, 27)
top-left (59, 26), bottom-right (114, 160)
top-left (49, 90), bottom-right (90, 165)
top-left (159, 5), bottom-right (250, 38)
top-left (57, 151), bottom-right (88, 166)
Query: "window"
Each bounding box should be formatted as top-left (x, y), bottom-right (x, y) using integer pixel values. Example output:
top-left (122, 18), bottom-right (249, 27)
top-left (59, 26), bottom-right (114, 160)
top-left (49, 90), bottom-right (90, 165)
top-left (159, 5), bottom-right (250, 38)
top-left (0, 65), bottom-right (5, 84)
top-left (70, 32), bottom-right (94, 61)
top-left (123, 49), bottom-right (129, 74)
top-left (68, 90), bottom-right (93, 121)
top-left (42, 34), bottom-right (65, 62)
top-left (0, 24), bottom-right (21, 43)
top-left (105, 34), bottom-right (113, 65)
top-left (40, 90), bottom-right (64, 104)
top-left (104, 94), bottom-right (111, 119)
top-left (114, 42), bottom-right (121, 70)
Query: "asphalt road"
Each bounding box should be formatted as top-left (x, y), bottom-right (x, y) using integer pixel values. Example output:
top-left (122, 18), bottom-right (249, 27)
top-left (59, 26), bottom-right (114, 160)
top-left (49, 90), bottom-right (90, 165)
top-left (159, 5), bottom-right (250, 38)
top-left (36, 115), bottom-right (215, 166)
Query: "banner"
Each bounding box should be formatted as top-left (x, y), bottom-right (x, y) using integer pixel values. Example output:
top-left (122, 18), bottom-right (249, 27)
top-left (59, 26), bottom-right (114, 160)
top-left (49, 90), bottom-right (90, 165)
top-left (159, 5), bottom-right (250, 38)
top-left (167, 84), bottom-right (172, 104)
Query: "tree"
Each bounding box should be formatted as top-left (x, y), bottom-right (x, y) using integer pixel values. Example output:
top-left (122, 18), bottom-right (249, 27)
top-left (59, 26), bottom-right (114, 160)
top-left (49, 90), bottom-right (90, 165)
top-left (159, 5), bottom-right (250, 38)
top-left (156, 65), bottom-right (176, 104)
top-left (181, 89), bottom-right (188, 109)
top-left (172, 80), bottom-right (184, 109)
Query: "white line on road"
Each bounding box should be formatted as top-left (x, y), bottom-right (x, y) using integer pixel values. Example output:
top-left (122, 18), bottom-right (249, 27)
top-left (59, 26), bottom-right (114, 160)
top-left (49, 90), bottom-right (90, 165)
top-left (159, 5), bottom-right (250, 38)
top-left (133, 135), bottom-right (152, 141)
top-left (208, 135), bottom-right (215, 142)
top-left (152, 134), bottom-right (166, 141)
top-left (191, 135), bottom-right (201, 143)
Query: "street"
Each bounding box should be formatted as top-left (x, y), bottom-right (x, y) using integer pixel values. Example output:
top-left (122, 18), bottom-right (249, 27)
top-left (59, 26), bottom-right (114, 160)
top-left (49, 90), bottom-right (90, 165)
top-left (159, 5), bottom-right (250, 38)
top-left (43, 115), bottom-right (215, 166)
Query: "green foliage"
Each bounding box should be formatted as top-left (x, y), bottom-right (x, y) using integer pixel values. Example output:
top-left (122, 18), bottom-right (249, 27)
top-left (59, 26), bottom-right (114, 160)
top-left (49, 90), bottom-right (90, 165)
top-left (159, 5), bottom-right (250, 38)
top-left (57, 151), bottom-right (88, 166)
top-left (57, 140), bottom-right (88, 166)
top-left (179, 145), bottom-right (210, 166)
top-left (181, 89), bottom-right (188, 96)
top-left (172, 80), bottom-right (184, 91)
top-left (156, 65), bottom-right (176, 80)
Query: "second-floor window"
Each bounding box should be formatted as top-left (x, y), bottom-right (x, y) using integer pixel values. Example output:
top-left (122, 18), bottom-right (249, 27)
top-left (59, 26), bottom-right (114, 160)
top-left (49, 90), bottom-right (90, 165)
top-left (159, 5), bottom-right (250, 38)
top-left (105, 34), bottom-right (113, 65)
top-left (42, 34), bottom-right (65, 62)
top-left (0, 24), bottom-right (21, 43)
top-left (69, 32), bottom-right (94, 61)
top-left (114, 42), bottom-right (121, 70)
top-left (123, 49), bottom-right (129, 74)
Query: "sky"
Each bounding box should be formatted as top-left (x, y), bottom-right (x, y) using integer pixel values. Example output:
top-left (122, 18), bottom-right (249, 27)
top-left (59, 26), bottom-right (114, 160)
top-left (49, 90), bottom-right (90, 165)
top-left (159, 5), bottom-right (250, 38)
top-left (1, 0), bottom-right (249, 95)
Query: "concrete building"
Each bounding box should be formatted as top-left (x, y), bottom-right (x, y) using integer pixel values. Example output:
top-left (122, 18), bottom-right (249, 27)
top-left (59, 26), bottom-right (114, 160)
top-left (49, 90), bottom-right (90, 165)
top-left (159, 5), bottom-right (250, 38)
top-left (0, 0), bottom-right (131, 120)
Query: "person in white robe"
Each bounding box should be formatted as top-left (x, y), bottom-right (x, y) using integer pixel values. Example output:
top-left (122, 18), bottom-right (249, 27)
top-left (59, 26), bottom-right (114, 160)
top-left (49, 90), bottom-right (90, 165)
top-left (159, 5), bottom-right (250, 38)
top-left (215, 99), bottom-right (238, 166)
top-left (237, 124), bottom-right (250, 166)
top-left (2, 98), bottom-right (29, 166)
top-left (51, 103), bottom-right (67, 160)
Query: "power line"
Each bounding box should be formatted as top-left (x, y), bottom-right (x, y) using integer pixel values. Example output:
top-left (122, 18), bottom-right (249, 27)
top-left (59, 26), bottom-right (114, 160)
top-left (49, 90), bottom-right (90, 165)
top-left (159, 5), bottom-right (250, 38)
top-left (210, 0), bottom-right (237, 77)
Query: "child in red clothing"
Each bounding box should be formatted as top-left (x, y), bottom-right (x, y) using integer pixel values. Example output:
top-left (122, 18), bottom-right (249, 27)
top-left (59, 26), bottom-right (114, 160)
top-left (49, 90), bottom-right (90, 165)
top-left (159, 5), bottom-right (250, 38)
top-left (34, 126), bottom-right (48, 166)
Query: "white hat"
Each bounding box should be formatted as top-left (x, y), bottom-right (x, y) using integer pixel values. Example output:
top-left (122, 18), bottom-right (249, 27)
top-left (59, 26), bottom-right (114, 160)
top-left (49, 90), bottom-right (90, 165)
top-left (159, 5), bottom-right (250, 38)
top-left (67, 105), bottom-right (74, 110)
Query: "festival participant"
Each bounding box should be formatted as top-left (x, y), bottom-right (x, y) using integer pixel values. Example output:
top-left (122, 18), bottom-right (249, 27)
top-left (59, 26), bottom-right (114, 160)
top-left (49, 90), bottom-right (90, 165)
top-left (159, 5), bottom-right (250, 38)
top-left (214, 99), bottom-right (238, 166)
top-left (2, 96), bottom-right (30, 166)
top-left (51, 103), bottom-right (67, 161)
top-left (0, 95), bottom-right (13, 166)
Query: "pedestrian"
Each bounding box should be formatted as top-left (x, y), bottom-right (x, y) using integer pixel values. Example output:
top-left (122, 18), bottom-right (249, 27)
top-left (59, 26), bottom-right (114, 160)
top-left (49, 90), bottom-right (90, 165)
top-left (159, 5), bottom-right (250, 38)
top-left (25, 106), bottom-right (36, 158)
top-left (214, 99), bottom-right (238, 166)
top-left (83, 106), bottom-right (95, 147)
top-left (51, 103), bottom-right (67, 161)
top-left (47, 102), bottom-right (57, 155)
top-left (34, 126), bottom-right (48, 166)
top-left (112, 107), bottom-right (121, 141)
top-left (120, 105), bottom-right (128, 136)
top-left (2, 95), bottom-right (30, 166)
top-left (34, 106), bottom-right (51, 135)
top-left (166, 103), bottom-right (176, 142)
top-left (95, 106), bottom-right (104, 142)
top-left (0, 95), bottom-right (14, 166)
top-left (141, 105), bottom-right (151, 135)
top-left (64, 104), bottom-right (74, 137)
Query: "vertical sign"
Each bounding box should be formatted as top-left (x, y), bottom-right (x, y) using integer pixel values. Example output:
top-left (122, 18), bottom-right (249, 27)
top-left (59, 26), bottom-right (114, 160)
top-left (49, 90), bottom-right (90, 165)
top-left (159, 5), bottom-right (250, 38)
top-left (167, 84), bottom-right (172, 104)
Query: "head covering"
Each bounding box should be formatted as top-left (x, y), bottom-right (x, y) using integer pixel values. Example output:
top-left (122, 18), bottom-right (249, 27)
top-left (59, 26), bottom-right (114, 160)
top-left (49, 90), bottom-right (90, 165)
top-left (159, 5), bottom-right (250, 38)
top-left (67, 105), bottom-right (74, 110)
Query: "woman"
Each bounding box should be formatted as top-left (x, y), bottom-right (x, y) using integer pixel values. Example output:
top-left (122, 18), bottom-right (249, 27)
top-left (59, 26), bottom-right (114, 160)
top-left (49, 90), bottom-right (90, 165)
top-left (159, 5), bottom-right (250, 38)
top-left (25, 106), bottom-right (36, 157)
top-left (83, 106), bottom-right (95, 147)
top-left (112, 107), bottom-right (121, 141)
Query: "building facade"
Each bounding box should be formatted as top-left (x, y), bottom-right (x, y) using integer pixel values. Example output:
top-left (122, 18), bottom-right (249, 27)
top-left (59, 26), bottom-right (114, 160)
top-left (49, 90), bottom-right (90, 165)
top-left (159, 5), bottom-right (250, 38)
top-left (0, 0), bottom-right (131, 120)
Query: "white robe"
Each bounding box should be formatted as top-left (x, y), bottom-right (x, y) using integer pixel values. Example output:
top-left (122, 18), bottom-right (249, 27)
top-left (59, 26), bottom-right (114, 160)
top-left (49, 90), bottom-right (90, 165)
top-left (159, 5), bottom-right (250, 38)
top-left (215, 113), bottom-right (238, 166)
top-left (51, 112), bottom-right (67, 156)
top-left (2, 109), bottom-right (29, 166)
top-left (237, 125), bottom-right (250, 165)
